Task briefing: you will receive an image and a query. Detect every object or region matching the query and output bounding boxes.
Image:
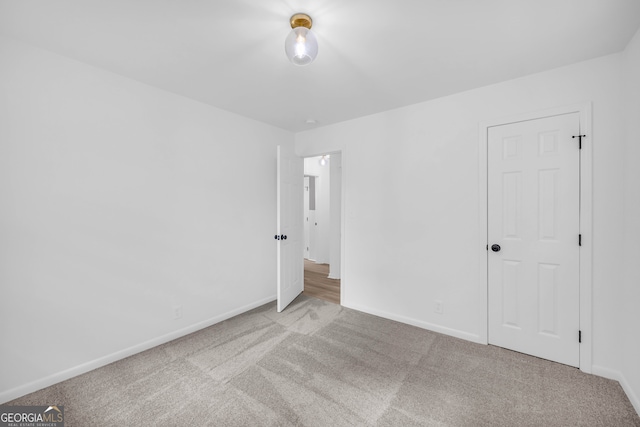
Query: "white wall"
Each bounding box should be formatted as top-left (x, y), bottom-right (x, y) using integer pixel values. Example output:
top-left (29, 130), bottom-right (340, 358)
top-left (0, 35), bottom-right (292, 402)
top-left (296, 53), bottom-right (627, 382)
top-left (1, 28), bottom-right (637, 412)
top-left (622, 27), bottom-right (640, 413)
top-left (304, 157), bottom-right (331, 264)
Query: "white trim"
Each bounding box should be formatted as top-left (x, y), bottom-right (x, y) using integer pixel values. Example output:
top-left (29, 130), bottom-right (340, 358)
top-left (478, 121), bottom-right (489, 345)
top-left (343, 302), bottom-right (484, 344)
top-left (0, 295), bottom-right (276, 404)
top-left (340, 148), bottom-right (347, 305)
top-left (592, 365), bottom-right (640, 416)
top-left (478, 102), bottom-right (593, 373)
top-left (578, 103), bottom-right (593, 374)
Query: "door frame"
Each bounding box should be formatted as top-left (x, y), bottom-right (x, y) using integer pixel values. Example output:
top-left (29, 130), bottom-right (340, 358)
top-left (304, 175), bottom-right (310, 260)
top-left (478, 103), bottom-right (593, 373)
top-left (302, 150), bottom-right (346, 304)
top-left (303, 174), bottom-right (319, 261)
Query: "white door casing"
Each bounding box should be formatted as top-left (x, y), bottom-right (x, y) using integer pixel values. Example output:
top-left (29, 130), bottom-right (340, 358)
top-left (304, 176), bottom-right (310, 259)
top-left (487, 113), bottom-right (580, 367)
top-left (277, 145), bottom-right (304, 312)
top-left (308, 210), bottom-right (317, 261)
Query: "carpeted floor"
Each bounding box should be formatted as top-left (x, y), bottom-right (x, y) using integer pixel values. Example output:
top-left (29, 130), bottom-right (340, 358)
top-left (8, 295), bottom-right (640, 426)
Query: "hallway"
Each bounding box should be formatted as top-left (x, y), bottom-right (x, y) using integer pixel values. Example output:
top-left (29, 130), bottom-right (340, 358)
top-left (303, 259), bottom-right (340, 304)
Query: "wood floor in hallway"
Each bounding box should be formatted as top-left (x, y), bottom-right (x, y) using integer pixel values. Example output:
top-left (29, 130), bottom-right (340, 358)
top-left (303, 258), bottom-right (340, 305)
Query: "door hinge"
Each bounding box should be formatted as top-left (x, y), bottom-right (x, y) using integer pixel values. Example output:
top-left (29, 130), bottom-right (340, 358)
top-left (579, 234), bottom-right (582, 246)
top-left (486, 244), bottom-right (488, 251)
top-left (579, 330), bottom-right (582, 343)
top-left (572, 134), bottom-right (586, 149)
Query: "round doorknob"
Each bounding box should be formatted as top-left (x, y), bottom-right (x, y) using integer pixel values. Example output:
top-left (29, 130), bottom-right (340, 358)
top-left (491, 244), bottom-right (501, 252)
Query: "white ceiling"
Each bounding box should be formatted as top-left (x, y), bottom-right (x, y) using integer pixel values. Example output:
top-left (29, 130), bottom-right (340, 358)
top-left (1, 1), bottom-right (639, 132)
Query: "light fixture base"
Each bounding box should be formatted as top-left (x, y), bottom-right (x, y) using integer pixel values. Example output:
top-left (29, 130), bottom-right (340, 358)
top-left (290, 13), bottom-right (312, 30)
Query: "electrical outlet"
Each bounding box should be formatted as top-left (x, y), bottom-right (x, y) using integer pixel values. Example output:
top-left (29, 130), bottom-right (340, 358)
top-left (173, 305), bottom-right (183, 320)
top-left (435, 300), bottom-right (444, 315)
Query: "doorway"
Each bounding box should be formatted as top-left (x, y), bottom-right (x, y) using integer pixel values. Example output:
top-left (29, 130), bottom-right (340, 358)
top-left (488, 113), bottom-right (580, 367)
top-left (302, 153), bottom-right (342, 305)
top-left (479, 104), bottom-right (593, 373)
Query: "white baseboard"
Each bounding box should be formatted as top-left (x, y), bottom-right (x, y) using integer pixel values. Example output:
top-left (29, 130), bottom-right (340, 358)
top-left (342, 302), bottom-right (483, 344)
top-left (591, 365), bottom-right (640, 416)
top-left (592, 364), bottom-right (623, 381)
top-left (621, 377), bottom-right (640, 416)
top-left (0, 295), bottom-right (276, 405)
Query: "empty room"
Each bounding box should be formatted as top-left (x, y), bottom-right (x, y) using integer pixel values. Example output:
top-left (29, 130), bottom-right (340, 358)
top-left (1, 1), bottom-right (640, 425)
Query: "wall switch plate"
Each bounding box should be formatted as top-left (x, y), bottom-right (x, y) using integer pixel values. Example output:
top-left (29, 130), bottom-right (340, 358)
top-left (173, 305), bottom-right (183, 320)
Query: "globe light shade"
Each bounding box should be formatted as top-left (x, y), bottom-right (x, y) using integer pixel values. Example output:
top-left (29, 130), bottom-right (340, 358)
top-left (285, 26), bottom-right (318, 66)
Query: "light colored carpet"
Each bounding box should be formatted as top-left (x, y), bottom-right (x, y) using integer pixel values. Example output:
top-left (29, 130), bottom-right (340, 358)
top-left (8, 295), bottom-right (640, 426)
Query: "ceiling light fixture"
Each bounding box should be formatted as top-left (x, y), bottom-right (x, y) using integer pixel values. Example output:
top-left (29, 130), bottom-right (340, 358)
top-left (285, 13), bottom-right (318, 66)
top-left (319, 155), bottom-right (329, 166)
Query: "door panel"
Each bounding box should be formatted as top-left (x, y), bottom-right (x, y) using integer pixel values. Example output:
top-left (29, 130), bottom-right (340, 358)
top-left (488, 113), bottom-right (580, 367)
top-left (277, 145), bottom-right (303, 312)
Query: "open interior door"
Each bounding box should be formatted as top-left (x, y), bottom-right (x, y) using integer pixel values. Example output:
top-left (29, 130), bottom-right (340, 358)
top-left (276, 145), bottom-right (304, 312)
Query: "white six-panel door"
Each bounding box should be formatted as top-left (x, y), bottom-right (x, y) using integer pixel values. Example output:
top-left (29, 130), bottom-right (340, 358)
top-left (488, 113), bottom-right (580, 367)
top-left (276, 145), bottom-right (304, 312)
